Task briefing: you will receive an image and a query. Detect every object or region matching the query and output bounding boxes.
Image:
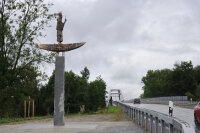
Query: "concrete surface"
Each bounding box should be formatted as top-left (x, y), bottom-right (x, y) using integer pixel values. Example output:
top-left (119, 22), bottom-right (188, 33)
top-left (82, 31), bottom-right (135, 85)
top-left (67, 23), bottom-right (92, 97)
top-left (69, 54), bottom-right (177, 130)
top-left (0, 114), bottom-right (144, 133)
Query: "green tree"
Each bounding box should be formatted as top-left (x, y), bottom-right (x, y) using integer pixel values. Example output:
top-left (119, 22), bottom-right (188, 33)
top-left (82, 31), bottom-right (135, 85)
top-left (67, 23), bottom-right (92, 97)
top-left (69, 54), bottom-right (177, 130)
top-left (194, 65), bottom-right (200, 85)
top-left (141, 61), bottom-right (197, 98)
top-left (170, 61), bottom-right (196, 95)
top-left (39, 68), bottom-right (107, 115)
top-left (88, 76), bottom-right (106, 111)
top-left (80, 67), bottom-right (90, 81)
top-left (38, 71), bottom-right (55, 115)
top-left (0, 0), bottom-right (55, 117)
top-left (142, 69), bottom-right (172, 98)
top-left (194, 65), bottom-right (200, 100)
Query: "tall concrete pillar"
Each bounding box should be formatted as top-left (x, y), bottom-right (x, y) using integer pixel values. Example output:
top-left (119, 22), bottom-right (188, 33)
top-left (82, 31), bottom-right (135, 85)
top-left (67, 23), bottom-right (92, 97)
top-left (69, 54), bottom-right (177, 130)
top-left (54, 56), bottom-right (65, 126)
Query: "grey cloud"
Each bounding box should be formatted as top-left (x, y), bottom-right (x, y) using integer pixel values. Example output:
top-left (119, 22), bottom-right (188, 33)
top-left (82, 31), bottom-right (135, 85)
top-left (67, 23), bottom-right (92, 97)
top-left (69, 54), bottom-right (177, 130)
top-left (111, 66), bottom-right (138, 84)
top-left (40, 0), bottom-right (200, 99)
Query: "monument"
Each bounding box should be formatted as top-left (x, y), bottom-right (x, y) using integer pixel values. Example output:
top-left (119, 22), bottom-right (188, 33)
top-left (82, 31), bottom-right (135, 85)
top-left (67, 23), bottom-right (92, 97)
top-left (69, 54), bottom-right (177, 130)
top-left (39, 12), bottom-right (86, 126)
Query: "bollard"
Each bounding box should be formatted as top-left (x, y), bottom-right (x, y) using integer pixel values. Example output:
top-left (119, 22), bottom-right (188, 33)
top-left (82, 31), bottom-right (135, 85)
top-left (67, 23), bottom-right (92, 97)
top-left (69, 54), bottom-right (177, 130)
top-left (169, 101), bottom-right (174, 116)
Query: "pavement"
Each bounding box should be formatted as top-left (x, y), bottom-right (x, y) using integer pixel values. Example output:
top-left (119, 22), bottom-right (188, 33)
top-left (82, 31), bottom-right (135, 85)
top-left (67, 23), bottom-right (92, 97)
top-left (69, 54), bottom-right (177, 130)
top-left (0, 114), bottom-right (144, 133)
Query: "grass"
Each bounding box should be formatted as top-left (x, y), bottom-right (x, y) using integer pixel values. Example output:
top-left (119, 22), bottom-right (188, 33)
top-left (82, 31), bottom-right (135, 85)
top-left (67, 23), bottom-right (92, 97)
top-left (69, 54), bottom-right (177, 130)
top-left (95, 106), bottom-right (122, 121)
top-left (95, 106), bottom-right (122, 114)
top-left (0, 106), bottom-right (122, 124)
top-left (0, 115), bottom-right (52, 124)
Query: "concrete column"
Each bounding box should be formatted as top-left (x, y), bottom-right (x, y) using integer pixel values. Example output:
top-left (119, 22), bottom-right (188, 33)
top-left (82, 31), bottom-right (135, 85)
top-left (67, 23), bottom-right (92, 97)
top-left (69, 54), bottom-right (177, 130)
top-left (54, 56), bottom-right (65, 126)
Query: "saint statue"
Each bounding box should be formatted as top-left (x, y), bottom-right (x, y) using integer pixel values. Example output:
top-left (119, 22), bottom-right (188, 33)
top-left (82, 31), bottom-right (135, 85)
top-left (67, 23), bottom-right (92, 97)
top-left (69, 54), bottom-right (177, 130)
top-left (57, 12), bottom-right (67, 43)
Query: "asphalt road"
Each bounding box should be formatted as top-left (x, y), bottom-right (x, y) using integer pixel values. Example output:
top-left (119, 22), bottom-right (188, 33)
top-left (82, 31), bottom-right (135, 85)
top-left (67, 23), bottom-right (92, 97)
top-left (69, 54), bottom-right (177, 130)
top-left (125, 103), bottom-right (200, 133)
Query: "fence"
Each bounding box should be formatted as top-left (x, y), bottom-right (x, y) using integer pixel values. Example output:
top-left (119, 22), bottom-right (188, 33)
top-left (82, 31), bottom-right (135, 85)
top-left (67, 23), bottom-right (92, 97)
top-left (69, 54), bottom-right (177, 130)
top-left (142, 96), bottom-right (188, 101)
top-left (114, 101), bottom-right (195, 133)
top-left (141, 96), bottom-right (198, 109)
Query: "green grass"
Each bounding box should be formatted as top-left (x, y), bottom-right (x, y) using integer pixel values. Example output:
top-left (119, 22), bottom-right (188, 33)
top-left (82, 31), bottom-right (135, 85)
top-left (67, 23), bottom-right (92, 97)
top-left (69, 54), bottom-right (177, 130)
top-left (0, 106), bottom-right (122, 124)
top-left (95, 106), bottom-right (122, 114)
top-left (95, 106), bottom-right (122, 121)
top-left (0, 115), bottom-right (52, 124)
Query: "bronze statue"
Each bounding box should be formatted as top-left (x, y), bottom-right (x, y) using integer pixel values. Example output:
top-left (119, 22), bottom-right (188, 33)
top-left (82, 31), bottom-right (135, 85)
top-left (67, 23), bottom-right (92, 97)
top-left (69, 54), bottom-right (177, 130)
top-left (57, 12), bottom-right (66, 43)
top-left (39, 11), bottom-right (86, 54)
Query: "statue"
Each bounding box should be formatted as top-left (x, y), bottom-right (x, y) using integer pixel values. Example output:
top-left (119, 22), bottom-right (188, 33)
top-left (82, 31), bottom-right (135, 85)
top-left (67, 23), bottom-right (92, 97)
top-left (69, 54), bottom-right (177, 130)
top-left (39, 11), bottom-right (86, 126)
top-left (57, 12), bottom-right (67, 43)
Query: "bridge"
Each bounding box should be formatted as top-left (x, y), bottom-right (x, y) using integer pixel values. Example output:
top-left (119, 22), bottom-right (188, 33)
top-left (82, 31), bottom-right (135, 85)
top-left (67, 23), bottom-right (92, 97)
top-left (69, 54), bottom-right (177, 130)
top-left (106, 89), bottom-right (198, 133)
top-left (112, 95), bottom-right (198, 133)
top-left (107, 89), bottom-right (197, 132)
top-left (108, 89), bottom-right (124, 102)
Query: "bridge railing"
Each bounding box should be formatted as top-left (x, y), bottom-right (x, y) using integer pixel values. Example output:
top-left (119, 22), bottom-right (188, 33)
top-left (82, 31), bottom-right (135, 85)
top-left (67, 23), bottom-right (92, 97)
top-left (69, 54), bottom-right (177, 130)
top-left (141, 96), bottom-right (198, 109)
top-left (142, 96), bottom-right (188, 101)
top-left (114, 101), bottom-right (195, 133)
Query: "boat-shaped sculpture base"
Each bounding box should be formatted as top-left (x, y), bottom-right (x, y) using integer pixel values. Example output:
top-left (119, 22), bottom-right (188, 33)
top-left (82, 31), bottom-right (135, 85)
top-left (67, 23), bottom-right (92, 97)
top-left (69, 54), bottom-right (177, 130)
top-left (39, 42), bottom-right (86, 52)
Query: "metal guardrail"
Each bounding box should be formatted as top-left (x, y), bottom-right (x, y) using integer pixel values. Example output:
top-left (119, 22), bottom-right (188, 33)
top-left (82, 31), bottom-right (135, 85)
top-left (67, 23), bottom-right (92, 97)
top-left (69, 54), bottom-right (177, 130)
top-left (141, 100), bottom-right (198, 109)
top-left (114, 101), bottom-right (195, 133)
top-left (142, 96), bottom-right (188, 101)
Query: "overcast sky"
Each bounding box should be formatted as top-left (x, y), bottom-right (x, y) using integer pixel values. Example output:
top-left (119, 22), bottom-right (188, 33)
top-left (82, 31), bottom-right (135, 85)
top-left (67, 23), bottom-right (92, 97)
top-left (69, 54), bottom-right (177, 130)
top-left (40, 0), bottom-right (200, 100)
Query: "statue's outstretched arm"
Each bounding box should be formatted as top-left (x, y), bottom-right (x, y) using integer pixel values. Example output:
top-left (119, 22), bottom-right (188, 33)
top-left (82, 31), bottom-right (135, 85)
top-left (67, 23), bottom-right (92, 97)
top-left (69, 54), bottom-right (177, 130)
top-left (64, 18), bottom-right (67, 24)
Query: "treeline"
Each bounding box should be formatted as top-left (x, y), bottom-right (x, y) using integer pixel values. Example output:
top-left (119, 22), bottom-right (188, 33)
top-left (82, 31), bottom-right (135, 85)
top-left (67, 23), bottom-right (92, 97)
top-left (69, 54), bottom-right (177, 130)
top-left (141, 61), bottom-right (200, 100)
top-left (0, 67), bottom-right (106, 117)
top-left (38, 67), bottom-right (107, 115)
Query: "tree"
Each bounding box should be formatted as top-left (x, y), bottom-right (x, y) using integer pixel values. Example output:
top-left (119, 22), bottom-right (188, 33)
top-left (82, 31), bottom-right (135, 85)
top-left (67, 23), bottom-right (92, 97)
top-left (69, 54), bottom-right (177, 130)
top-left (88, 76), bottom-right (106, 111)
top-left (80, 67), bottom-right (90, 81)
top-left (141, 61), bottom-right (197, 98)
top-left (38, 68), bottom-right (107, 115)
top-left (194, 65), bottom-right (200, 85)
top-left (194, 65), bottom-right (200, 100)
top-left (170, 61), bottom-right (196, 95)
top-left (0, 0), bottom-right (55, 87)
top-left (0, 0), bottom-right (55, 117)
top-left (142, 69), bottom-right (172, 98)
